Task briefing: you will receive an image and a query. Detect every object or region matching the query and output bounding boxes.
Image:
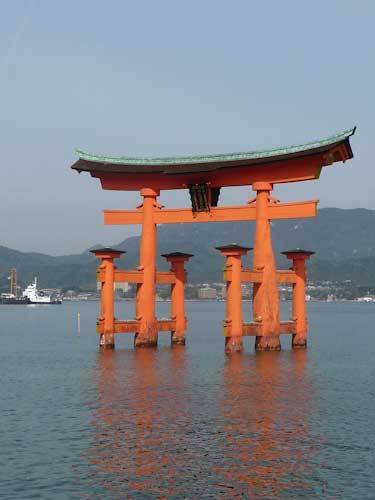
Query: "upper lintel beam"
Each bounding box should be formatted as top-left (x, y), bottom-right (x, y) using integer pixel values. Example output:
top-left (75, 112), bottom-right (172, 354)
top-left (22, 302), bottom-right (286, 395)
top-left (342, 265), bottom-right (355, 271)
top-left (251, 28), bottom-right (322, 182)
top-left (104, 200), bottom-right (318, 225)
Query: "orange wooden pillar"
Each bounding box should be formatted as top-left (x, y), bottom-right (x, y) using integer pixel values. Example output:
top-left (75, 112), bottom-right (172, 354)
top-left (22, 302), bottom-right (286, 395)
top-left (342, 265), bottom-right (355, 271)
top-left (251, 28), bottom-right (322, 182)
top-left (282, 249), bottom-right (315, 349)
top-left (162, 252), bottom-right (193, 346)
top-left (134, 188), bottom-right (159, 348)
top-left (251, 182), bottom-right (281, 351)
top-left (91, 247), bottom-right (125, 349)
top-left (217, 244), bottom-right (251, 353)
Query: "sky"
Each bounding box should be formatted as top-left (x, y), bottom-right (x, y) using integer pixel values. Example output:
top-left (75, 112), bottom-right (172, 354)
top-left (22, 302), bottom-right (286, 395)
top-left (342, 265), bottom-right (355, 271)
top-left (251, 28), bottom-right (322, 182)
top-left (0, 0), bottom-right (374, 255)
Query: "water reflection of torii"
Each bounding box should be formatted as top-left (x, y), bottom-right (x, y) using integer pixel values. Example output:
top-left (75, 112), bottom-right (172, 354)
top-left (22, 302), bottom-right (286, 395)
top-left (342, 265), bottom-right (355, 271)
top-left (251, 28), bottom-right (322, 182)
top-left (214, 351), bottom-right (319, 498)
top-left (85, 348), bottom-right (192, 499)
top-left (84, 348), bottom-right (322, 499)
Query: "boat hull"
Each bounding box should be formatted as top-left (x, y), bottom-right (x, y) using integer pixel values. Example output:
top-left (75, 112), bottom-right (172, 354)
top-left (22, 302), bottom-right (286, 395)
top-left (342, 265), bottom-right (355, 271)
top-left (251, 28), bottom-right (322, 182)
top-left (28, 300), bottom-right (62, 305)
top-left (0, 297), bottom-right (30, 305)
top-left (0, 298), bottom-right (62, 305)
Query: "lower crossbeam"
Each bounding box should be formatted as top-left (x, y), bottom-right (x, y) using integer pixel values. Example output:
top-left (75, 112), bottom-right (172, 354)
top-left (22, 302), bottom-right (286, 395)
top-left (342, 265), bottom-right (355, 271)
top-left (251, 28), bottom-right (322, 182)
top-left (96, 318), bottom-right (177, 334)
top-left (223, 321), bottom-right (297, 337)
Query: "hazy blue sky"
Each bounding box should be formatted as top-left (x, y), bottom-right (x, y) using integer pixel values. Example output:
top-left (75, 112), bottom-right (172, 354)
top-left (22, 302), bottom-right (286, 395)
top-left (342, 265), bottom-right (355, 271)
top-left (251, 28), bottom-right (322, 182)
top-left (1, 0), bottom-right (373, 255)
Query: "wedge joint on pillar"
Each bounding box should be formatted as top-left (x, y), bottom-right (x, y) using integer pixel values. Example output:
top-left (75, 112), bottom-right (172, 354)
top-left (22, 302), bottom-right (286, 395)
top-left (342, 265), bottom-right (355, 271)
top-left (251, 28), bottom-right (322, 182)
top-left (161, 252), bottom-right (194, 346)
top-left (91, 247), bottom-right (125, 349)
top-left (281, 248), bottom-right (315, 350)
top-left (216, 244), bottom-right (252, 353)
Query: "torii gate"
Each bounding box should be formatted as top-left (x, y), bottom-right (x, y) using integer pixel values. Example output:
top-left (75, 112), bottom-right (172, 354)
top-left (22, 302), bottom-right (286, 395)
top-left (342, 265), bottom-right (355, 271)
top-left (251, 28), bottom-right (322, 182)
top-left (71, 128), bottom-right (355, 352)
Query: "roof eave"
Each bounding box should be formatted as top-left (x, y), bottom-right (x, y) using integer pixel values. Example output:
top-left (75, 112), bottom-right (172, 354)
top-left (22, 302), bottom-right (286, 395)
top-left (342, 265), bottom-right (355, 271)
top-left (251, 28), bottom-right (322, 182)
top-left (71, 127), bottom-right (356, 174)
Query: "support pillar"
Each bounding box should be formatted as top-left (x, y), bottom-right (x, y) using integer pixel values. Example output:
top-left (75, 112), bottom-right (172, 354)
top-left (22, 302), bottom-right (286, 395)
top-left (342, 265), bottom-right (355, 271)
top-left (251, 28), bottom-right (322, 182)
top-left (217, 244), bottom-right (251, 353)
top-left (162, 252), bottom-right (193, 346)
top-left (134, 188), bottom-right (160, 347)
top-left (91, 247), bottom-right (125, 349)
top-left (282, 249), bottom-right (315, 349)
top-left (251, 182), bottom-right (281, 351)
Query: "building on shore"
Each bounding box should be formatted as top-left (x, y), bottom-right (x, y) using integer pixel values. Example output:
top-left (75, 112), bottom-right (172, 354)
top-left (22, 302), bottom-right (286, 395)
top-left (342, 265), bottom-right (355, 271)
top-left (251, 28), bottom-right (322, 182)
top-left (96, 282), bottom-right (130, 293)
top-left (198, 286), bottom-right (217, 299)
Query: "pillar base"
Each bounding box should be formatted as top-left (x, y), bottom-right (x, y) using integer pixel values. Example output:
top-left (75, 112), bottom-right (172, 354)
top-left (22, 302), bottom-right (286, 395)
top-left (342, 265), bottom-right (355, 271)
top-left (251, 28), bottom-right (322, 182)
top-left (134, 319), bottom-right (158, 348)
top-left (134, 334), bottom-right (158, 348)
top-left (171, 334), bottom-right (186, 346)
top-left (225, 337), bottom-right (243, 353)
top-left (292, 336), bottom-right (307, 349)
top-left (99, 343), bottom-right (115, 350)
top-left (99, 334), bottom-right (115, 349)
top-left (255, 335), bottom-right (281, 351)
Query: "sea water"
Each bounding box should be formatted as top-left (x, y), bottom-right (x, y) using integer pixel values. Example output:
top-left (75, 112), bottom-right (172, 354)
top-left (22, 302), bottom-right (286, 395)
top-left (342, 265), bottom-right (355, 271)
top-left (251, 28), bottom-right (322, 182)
top-left (1, 301), bottom-right (374, 499)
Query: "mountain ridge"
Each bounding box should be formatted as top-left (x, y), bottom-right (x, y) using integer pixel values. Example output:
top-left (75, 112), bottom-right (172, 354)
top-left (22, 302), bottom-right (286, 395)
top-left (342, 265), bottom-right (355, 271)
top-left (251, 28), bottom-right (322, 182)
top-left (1, 207), bottom-right (375, 289)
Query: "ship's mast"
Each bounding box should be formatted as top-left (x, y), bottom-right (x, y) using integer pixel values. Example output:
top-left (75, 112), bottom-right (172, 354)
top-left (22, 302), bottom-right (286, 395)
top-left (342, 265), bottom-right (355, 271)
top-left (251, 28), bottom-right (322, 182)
top-left (10, 268), bottom-right (17, 297)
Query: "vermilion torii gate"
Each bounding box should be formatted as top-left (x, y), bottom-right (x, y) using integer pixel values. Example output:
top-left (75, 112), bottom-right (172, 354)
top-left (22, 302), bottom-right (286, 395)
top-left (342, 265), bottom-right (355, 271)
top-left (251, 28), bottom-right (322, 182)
top-left (71, 128), bottom-right (355, 352)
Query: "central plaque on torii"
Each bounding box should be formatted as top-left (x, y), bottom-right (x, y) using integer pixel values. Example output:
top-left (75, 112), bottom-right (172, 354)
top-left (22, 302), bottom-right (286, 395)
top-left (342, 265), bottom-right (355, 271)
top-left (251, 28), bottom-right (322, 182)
top-left (71, 128), bottom-right (355, 352)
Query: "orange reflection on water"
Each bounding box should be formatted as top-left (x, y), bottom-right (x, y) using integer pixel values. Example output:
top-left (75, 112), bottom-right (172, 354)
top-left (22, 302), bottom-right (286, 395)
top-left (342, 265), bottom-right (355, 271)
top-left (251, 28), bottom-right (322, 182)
top-left (214, 350), bottom-right (317, 499)
top-left (84, 346), bottom-right (318, 499)
top-left (85, 347), bottom-right (191, 499)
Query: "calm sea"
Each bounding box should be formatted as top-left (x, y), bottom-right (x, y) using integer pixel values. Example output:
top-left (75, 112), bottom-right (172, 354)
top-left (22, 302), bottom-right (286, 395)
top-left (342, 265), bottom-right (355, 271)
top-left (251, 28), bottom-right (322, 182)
top-left (1, 301), bottom-right (374, 499)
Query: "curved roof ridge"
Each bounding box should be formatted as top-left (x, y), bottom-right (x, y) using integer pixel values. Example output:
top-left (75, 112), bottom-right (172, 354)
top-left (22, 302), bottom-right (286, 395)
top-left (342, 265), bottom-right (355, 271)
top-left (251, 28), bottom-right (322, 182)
top-left (76, 127), bottom-right (355, 166)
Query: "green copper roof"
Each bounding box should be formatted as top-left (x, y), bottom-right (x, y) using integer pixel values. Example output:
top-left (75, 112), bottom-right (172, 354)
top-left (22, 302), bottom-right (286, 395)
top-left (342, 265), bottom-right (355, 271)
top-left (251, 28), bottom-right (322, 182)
top-left (76, 128), bottom-right (355, 166)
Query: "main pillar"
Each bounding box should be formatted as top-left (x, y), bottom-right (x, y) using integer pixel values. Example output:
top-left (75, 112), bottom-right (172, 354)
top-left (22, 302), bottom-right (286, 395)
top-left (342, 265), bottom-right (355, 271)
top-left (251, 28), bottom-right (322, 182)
top-left (91, 247), bottom-right (125, 349)
top-left (217, 244), bottom-right (251, 353)
top-left (251, 182), bottom-right (281, 351)
top-left (162, 252), bottom-right (193, 346)
top-left (134, 188), bottom-right (159, 347)
top-left (282, 249), bottom-right (315, 349)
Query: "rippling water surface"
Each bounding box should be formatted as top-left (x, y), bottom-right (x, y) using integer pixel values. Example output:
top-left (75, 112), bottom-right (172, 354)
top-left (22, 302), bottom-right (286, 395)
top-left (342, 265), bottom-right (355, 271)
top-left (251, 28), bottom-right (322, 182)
top-left (1, 301), bottom-right (375, 499)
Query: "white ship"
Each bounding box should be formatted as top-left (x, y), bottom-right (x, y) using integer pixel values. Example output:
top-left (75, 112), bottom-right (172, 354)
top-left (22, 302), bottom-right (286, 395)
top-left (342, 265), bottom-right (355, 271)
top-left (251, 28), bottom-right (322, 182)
top-left (22, 278), bottom-right (61, 304)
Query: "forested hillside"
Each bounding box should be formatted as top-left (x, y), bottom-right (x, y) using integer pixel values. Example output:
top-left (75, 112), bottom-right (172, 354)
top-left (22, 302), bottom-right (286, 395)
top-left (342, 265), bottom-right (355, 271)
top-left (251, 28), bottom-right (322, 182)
top-left (1, 208), bottom-right (375, 290)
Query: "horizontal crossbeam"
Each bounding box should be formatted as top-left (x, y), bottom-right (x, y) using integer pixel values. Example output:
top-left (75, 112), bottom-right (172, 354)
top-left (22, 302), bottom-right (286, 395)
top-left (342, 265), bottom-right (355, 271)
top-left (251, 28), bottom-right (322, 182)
top-left (279, 321), bottom-right (297, 334)
top-left (114, 270), bottom-right (143, 283)
top-left (223, 321), bottom-right (297, 337)
top-left (276, 270), bottom-right (297, 284)
top-left (97, 269), bottom-right (176, 284)
top-left (224, 269), bottom-right (296, 283)
top-left (100, 268), bottom-right (296, 285)
top-left (104, 200), bottom-right (318, 225)
top-left (98, 319), bottom-right (296, 336)
top-left (240, 270), bottom-right (263, 283)
top-left (96, 318), bottom-right (176, 334)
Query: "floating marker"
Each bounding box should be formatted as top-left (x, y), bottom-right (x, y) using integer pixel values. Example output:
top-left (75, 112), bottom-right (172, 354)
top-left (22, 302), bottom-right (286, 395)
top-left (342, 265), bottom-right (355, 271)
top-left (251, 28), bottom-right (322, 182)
top-left (77, 312), bottom-right (81, 336)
